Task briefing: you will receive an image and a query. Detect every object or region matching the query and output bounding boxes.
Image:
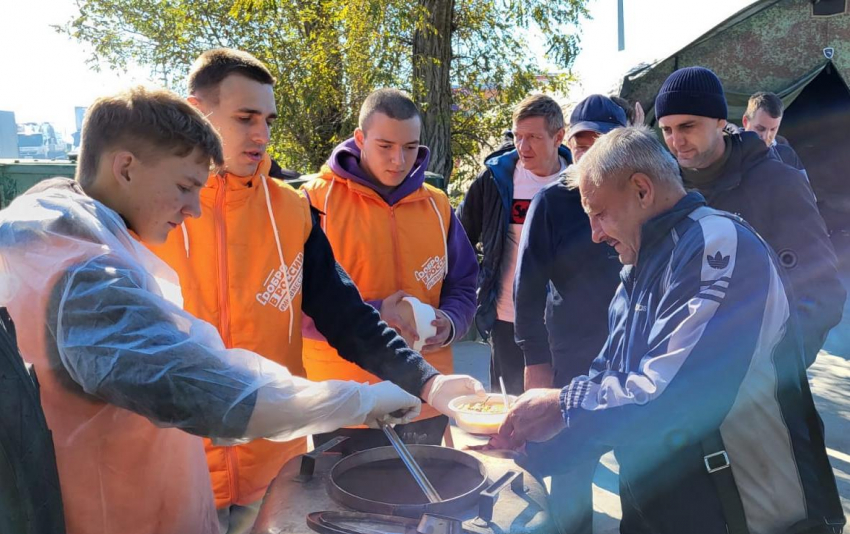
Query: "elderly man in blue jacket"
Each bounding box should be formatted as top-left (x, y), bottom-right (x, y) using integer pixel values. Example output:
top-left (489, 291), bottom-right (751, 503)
top-left (498, 127), bottom-right (844, 534)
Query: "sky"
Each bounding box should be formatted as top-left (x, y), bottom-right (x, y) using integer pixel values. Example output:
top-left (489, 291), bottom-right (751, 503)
top-left (0, 0), bottom-right (757, 136)
top-left (0, 0), bottom-right (148, 134)
top-left (566, 0), bottom-right (757, 101)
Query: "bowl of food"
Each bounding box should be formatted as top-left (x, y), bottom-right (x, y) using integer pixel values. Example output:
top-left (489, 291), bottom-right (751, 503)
top-left (448, 394), bottom-right (516, 435)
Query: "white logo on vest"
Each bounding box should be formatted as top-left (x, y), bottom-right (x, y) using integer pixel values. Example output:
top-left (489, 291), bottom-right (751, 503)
top-left (415, 255), bottom-right (446, 290)
top-left (256, 252), bottom-right (304, 312)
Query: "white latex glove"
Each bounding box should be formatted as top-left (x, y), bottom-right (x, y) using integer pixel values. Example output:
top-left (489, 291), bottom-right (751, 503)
top-left (424, 374), bottom-right (487, 416)
top-left (362, 381), bottom-right (422, 429)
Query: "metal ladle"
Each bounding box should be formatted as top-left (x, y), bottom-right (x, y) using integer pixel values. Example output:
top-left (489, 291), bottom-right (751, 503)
top-left (378, 420), bottom-right (443, 504)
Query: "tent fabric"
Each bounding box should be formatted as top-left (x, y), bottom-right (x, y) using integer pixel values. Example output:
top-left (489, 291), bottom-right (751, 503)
top-left (636, 61), bottom-right (839, 127)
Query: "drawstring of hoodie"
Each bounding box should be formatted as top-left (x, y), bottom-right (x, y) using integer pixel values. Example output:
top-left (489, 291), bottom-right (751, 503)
top-left (261, 174), bottom-right (295, 343)
top-left (428, 196), bottom-right (449, 279)
top-left (321, 178), bottom-right (336, 233)
top-left (180, 223), bottom-right (190, 258)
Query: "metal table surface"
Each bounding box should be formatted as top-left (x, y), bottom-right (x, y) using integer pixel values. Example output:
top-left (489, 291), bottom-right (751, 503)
top-left (251, 431), bottom-right (552, 534)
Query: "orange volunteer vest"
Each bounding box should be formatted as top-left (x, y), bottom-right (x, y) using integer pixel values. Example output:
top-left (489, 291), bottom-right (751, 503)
top-left (149, 156), bottom-right (312, 508)
top-left (301, 169), bottom-right (453, 421)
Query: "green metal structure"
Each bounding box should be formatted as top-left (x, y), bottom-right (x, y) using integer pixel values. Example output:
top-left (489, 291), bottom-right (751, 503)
top-left (0, 160), bottom-right (76, 208)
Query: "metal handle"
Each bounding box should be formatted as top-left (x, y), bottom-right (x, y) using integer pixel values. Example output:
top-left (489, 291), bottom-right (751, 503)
top-left (295, 436), bottom-right (348, 482)
top-left (378, 421), bottom-right (443, 503)
top-left (478, 470), bottom-right (525, 523)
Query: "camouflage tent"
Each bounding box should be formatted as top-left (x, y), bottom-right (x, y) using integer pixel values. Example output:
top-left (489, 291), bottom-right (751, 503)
top-left (619, 0), bottom-right (850, 230)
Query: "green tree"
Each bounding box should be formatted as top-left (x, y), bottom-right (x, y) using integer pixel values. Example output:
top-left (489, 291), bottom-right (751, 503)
top-left (58, 0), bottom-right (587, 188)
top-left (413, 0), bottom-right (586, 190)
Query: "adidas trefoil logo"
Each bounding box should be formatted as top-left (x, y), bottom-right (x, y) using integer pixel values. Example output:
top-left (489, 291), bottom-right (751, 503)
top-left (707, 251), bottom-right (730, 269)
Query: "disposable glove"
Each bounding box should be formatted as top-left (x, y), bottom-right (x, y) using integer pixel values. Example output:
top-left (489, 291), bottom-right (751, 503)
top-left (424, 374), bottom-right (486, 416)
top-left (363, 381), bottom-right (422, 428)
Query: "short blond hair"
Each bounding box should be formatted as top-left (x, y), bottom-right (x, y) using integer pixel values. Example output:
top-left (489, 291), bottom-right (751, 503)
top-left (512, 94), bottom-right (565, 136)
top-left (745, 91), bottom-right (783, 120)
top-left (76, 86), bottom-right (223, 187)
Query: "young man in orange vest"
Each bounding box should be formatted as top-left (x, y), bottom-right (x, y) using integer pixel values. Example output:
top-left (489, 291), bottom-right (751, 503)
top-left (149, 50), bottom-right (484, 534)
top-left (0, 86), bottom-right (422, 534)
top-left (301, 89), bottom-right (479, 452)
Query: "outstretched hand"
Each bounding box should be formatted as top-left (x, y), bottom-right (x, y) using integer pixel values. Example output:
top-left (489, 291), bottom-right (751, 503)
top-left (496, 388), bottom-right (566, 449)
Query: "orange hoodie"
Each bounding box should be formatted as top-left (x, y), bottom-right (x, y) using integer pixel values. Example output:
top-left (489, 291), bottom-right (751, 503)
top-left (301, 168), bottom-right (453, 421)
top-left (149, 156), bottom-right (311, 508)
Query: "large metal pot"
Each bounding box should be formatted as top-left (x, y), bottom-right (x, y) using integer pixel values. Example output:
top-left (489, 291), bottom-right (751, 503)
top-left (252, 436), bottom-right (551, 534)
top-left (327, 445), bottom-right (489, 518)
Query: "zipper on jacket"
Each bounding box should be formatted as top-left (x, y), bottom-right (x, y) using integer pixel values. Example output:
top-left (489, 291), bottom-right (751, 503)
top-left (389, 207), bottom-right (404, 289)
top-left (618, 269), bottom-right (638, 372)
top-left (214, 176), bottom-right (239, 504)
top-left (225, 445), bottom-right (239, 505)
top-left (214, 176), bottom-right (233, 347)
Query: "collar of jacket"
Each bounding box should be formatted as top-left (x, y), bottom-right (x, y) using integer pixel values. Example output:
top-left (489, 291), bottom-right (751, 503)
top-left (485, 145), bottom-right (574, 225)
top-left (208, 154), bottom-right (273, 191)
top-left (687, 131), bottom-right (771, 199)
top-left (326, 137), bottom-right (430, 206)
top-left (316, 165), bottom-right (437, 206)
top-left (636, 191), bottom-right (707, 266)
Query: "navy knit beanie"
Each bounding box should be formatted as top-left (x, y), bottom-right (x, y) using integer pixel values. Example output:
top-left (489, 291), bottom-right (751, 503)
top-left (655, 67), bottom-right (727, 120)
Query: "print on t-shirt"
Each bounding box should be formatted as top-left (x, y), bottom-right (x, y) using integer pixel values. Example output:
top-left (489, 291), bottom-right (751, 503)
top-left (511, 199), bottom-right (532, 225)
top-left (495, 157), bottom-right (568, 322)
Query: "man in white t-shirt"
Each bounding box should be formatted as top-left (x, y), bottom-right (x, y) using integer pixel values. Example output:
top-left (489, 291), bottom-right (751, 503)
top-left (458, 94), bottom-right (571, 394)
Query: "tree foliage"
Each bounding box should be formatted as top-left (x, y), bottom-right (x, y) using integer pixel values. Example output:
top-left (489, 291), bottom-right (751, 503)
top-left (58, 0), bottom-right (588, 194)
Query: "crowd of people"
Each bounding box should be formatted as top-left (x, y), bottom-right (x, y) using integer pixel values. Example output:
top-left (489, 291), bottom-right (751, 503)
top-left (0, 47), bottom-right (844, 534)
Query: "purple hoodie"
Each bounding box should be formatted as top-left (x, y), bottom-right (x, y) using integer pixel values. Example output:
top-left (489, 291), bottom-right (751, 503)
top-left (322, 138), bottom-right (479, 343)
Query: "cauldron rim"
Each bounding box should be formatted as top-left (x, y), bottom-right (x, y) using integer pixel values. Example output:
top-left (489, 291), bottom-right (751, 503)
top-left (326, 444), bottom-right (489, 518)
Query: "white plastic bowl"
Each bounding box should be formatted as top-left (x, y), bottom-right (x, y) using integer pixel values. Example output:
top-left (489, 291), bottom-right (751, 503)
top-left (448, 394), bottom-right (517, 435)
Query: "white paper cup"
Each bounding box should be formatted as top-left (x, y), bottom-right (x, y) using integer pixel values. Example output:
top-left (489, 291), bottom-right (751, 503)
top-left (401, 296), bottom-right (437, 352)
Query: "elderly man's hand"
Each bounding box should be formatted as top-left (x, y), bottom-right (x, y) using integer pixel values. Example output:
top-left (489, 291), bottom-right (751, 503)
top-left (497, 388), bottom-right (566, 448)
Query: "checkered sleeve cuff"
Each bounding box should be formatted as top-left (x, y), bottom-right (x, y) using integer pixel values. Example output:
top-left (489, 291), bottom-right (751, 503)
top-left (559, 386), bottom-right (570, 424)
top-left (560, 379), bottom-right (593, 429)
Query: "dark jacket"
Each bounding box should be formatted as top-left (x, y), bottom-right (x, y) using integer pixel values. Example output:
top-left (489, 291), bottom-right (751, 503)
top-left (513, 179), bottom-right (621, 386)
top-left (457, 146), bottom-right (573, 338)
top-left (268, 159), bottom-right (301, 181)
top-left (773, 141), bottom-right (805, 171)
top-left (684, 132), bottom-right (844, 366)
